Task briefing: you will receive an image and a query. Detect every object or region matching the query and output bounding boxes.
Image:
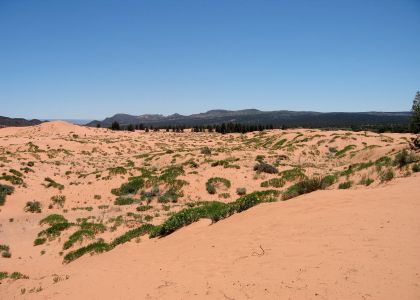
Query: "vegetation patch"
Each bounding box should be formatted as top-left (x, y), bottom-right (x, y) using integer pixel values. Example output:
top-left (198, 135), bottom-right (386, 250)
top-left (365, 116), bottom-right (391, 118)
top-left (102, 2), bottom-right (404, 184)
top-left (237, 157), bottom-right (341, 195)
top-left (283, 175), bottom-right (336, 200)
top-left (43, 177), bottom-right (64, 190)
top-left (254, 162), bottom-right (278, 174)
top-left (206, 177), bottom-right (231, 194)
top-left (0, 184), bottom-right (14, 206)
top-left (260, 178), bottom-right (285, 188)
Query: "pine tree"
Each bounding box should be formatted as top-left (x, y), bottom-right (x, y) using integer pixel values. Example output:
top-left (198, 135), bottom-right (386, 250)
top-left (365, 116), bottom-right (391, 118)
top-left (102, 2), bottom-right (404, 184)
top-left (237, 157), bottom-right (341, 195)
top-left (111, 121), bottom-right (120, 130)
top-left (410, 91), bottom-right (420, 133)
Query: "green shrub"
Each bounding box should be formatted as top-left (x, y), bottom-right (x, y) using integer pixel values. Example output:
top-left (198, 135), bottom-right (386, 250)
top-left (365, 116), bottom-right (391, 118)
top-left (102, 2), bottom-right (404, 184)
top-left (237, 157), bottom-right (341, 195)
top-left (0, 175), bottom-right (23, 185)
top-left (34, 237), bottom-right (47, 246)
top-left (0, 184), bottom-right (14, 206)
top-left (335, 145), bottom-right (356, 157)
top-left (0, 244), bottom-right (11, 258)
top-left (338, 181), bottom-right (352, 189)
top-left (412, 163), bottom-right (420, 173)
top-left (108, 166), bottom-right (127, 175)
top-left (136, 205), bottom-right (153, 211)
top-left (38, 222), bottom-right (73, 239)
top-left (109, 224), bottom-right (155, 248)
top-left (63, 229), bottom-right (95, 250)
top-left (200, 147), bottom-right (212, 155)
top-left (24, 201), bottom-right (42, 213)
top-left (158, 187), bottom-right (182, 203)
top-left (63, 241), bottom-right (111, 263)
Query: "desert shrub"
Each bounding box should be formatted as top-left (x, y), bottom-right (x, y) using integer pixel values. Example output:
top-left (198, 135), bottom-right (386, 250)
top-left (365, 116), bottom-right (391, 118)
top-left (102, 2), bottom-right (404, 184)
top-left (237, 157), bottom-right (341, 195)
top-left (38, 222), bottom-right (73, 239)
top-left (0, 175), bottom-right (23, 185)
top-left (211, 158), bottom-right (240, 169)
top-left (200, 147), bottom-right (212, 155)
top-left (44, 177), bottom-right (64, 190)
top-left (0, 244), bottom-right (11, 258)
top-left (108, 166), bottom-right (127, 175)
top-left (412, 163), bottom-right (420, 173)
top-left (255, 155), bottom-right (265, 163)
top-left (51, 195), bottom-right (66, 207)
top-left (114, 197), bottom-right (136, 205)
top-left (0, 184), bottom-right (14, 206)
top-left (232, 190), bottom-right (279, 212)
top-left (254, 162), bottom-right (278, 174)
top-left (260, 178), bottom-right (285, 188)
top-left (63, 241), bottom-right (111, 263)
top-left (159, 165), bottom-right (185, 184)
top-left (39, 214), bottom-right (68, 226)
top-left (394, 149), bottom-right (417, 168)
top-left (206, 177), bottom-right (231, 194)
top-left (283, 175), bottom-right (336, 200)
top-left (340, 166), bottom-right (354, 177)
top-left (63, 229), bottom-right (95, 250)
top-left (158, 187), bottom-right (182, 203)
top-left (380, 169), bottom-right (395, 182)
top-left (218, 193), bottom-right (230, 199)
top-left (79, 222), bottom-right (106, 234)
top-left (9, 169), bottom-right (23, 177)
top-left (109, 224), bottom-right (155, 248)
top-left (9, 272), bottom-right (29, 280)
top-left (338, 181), bottom-right (352, 189)
top-left (335, 145), bottom-right (356, 157)
top-left (236, 187), bottom-right (246, 196)
top-left (279, 168), bottom-right (306, 181)
top-left (24, 201), bottom-right (42, 213)
top-left (111, 177), bottom-right (144, 196)
top-left (136, 205), bottom-right (153, 211)
top-left (34, 237), bottom-right (47, 246)
top-left (375, 156), bottom-right (392, 167)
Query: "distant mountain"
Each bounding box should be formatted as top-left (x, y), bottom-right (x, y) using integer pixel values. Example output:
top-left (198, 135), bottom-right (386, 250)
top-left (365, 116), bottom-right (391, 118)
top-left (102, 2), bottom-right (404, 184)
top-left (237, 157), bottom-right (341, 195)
top-left (86, 109), bottom-right (411, 129)
top-left (0, 116), bottom-right (43, 128)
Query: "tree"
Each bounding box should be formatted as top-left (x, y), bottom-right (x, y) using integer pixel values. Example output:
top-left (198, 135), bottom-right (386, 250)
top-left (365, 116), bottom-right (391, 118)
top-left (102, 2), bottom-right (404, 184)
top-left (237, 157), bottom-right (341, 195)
top-left (410, 91), bottom-right (420, 133)
top-left (126, 124), bottom-right (134, 132)
top-left (111, 121), bottom-right (120, 131)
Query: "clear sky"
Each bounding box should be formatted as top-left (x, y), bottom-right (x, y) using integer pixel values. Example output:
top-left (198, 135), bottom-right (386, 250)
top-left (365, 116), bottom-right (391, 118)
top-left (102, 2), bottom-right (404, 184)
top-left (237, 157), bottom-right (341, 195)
top-left (1, 0), bottom-right (419, 119)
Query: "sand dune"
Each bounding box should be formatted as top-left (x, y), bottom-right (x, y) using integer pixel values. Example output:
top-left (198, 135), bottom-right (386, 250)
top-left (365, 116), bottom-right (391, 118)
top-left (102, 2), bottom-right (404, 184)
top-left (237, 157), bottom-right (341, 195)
top-left (0, 122), bottom-right (419, 299)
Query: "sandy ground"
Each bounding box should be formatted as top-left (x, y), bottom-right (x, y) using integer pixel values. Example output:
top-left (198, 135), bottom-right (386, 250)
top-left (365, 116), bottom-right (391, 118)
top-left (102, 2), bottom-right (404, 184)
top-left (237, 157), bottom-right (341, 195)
top-left (0, 122), bottom-right (419, 299)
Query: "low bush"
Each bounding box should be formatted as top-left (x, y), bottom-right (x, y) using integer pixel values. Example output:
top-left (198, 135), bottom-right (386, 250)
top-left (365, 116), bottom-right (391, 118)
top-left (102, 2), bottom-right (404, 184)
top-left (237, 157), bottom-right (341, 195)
top-left (44, 177), bottom-right (64, 190)
top-left (111, 177), bottom-right (144, 196)
top-left (279, 168), bottom-right (306, 181)
top-left (380, 169), bottom-right (395, 182)
top-left (24, 201), bottom-right (42, 213)
top-left (394, 149), bottom-right (417, 168)
top-left (338, 181), bottom-right (352, 189)
top-left (236, 187), bottom-right (246, 195)
top-left (39, 214), bottom-right (68, 226)
top-left (114, 197), bottom-right (136, 205)
top-left (51, 195), bottom-right (66, 207)
top-left (260, 178), bottom-right (285, 188)
top-left (254, 162), bottom-right (278, 174)
top-left (0, 184), bottom-right (14, 206)
top-left (283, 175), bottom-right (336, 200)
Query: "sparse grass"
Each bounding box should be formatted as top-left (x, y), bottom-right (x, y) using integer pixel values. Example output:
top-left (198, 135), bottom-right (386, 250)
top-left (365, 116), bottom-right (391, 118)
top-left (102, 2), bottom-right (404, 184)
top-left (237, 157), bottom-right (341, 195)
top-left (34, 237), bottom-right (47, 246)
top-left (200, 147), bottom-right (212, 155)
top-left (0, 272), bottom-right (29, 281)
top-left (412, 163), bottom-right (420, 173)
top-left (335, 145), bottom-right (356, 157)
top-left (158, 187), bottom-right (182, 203)
top-left (360, 177), bottom-right (374, 186)
top-left (136, 205), bottom-right (153, 211)
top-left (0, 244), bottom-right (11, 258)
top-left (63, 229), bottom-right (95, 250)
top-left (108, 166), bottom-right (127, 175)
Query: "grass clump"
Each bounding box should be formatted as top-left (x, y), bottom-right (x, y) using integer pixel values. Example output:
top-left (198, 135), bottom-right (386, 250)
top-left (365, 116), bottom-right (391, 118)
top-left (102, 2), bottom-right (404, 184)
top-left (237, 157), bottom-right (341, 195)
top-left (335, 145), bottom-right (356, 157)
top-left (34, 237), bottom-right (47, 246)
top-left (0, 272), bottom-right (29, 281)
top-left (24, 201), bottom-right (42, 213)
top-left (63, 229), bottom-right (95, 250)
top-left (63, 241), bottom-right (111, 263)
top-left (158, 187), bottom-right (182, 203)
top-left (360, 176), bottom-right (374, 186)
top-left (206, 177), bottom-right (231, 194)
top-left (254, 162), bottom-right (278, 174)
top-left (38, 222), bottom-right (73, 240)
top-left (200, 147), bottom-right (212, 155)
top-left (136, 205), bottom-right (153, 211)
top-left (0, 174), bottom-right (23, 185)
top-left (108, 166), bottom-right (127, 175)
top-left (0, 184), bottom-right (14, 206)
top-left (412, 163), bottom-right (420, 173)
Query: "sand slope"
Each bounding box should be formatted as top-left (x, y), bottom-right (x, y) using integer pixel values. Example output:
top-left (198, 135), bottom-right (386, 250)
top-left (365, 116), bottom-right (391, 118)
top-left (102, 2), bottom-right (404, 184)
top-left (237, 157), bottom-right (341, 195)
top-left (2, 174), bottom-right (419, 299)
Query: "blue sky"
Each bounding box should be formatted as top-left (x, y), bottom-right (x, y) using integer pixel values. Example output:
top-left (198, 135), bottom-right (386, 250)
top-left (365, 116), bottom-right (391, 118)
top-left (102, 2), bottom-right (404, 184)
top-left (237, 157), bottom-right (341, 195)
top-left (1, 0), bottom-right (419, 119)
